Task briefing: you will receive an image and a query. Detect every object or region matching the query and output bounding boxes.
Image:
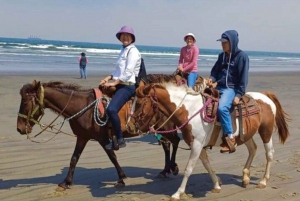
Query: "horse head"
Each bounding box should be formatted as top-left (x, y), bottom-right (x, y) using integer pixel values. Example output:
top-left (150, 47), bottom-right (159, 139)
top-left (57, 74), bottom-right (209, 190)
top-left (17, 80), bottom-right (45, 134)
top-left (131, 83), bottom-right (171, 133)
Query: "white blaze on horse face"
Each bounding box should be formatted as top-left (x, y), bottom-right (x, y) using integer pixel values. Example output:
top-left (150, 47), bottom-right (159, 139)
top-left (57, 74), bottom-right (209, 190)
top-left (246, 92), bottom-right (276, 116)
top-left (164, 84), bottom-right (214, 142)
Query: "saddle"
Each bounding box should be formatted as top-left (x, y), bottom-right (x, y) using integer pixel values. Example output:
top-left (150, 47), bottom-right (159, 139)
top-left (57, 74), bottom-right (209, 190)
top-left (203, 87), bottom-right (260, 122)
top-left (202, 87), bottom-right (260, 149)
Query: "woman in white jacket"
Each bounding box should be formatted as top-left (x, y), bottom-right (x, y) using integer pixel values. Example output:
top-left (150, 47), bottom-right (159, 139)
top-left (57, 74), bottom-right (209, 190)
top-left (99, 26), bottom-right (141, 150)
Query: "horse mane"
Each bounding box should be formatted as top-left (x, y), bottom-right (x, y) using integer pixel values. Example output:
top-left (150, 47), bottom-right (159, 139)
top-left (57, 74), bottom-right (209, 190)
top-left (42, 81), bottom-right (90, 92)
top-left (147, 74), bottom-right (177, 83)
top-left (152, 82), bottom-right (187, 90)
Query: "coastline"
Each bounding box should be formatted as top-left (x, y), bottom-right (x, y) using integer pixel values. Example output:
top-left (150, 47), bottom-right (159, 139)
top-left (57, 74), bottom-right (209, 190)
top-left (0, 71), bottom-right (300, 201)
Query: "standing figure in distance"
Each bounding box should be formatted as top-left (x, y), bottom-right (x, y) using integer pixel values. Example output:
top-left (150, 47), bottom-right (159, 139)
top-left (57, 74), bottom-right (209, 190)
top-left (99, 26), bottom-right (141, 150)
top-left (178, 33), bottom-right (199, 95)
top-left (206, 30), bottom-right (249, 153)
top-left (78, 52), bottom-right (88, 79)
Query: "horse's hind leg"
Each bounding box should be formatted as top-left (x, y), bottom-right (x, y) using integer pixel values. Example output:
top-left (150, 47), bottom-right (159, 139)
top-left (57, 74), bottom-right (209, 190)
top-left (170, 133), bottom-right (180, 175)
top-left (57, 137), bottom-right (88, 191)
top-left (199, 149), bottom-right (222, 193)
top-left (257, 137), bottom-right (274, 189)
top-left (100, 142), bottom-right (126, 187)
top-left (158, 131), bottom-right (180, 178)
top-left (158, 140), bottom-right (171, 178)
top-left (158, 133), bottom-right (180, 178)
top-left (242, 138), bottom-right (257, 188)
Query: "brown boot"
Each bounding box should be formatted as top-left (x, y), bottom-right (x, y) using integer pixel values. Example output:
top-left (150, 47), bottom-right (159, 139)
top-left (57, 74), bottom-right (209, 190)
top-left (220, 137), bottom-right (236, 153)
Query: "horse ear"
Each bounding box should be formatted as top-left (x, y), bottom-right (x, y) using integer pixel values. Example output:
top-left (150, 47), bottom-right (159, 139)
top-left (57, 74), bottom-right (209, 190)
top-left (136, 84), bottom-right (146, 97)
top-left (31, 80), bottom-right (37, 86)
top-left (32, 80), bottom-right (41, 90)
top-left (143, 84), bottom-right (153, 95)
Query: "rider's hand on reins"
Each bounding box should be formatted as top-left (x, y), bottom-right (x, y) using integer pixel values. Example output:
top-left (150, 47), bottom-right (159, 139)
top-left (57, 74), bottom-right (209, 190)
top-left (205, 78), bottom-right (213, 87)
top-left (233, 96), bottom-right (240, 105)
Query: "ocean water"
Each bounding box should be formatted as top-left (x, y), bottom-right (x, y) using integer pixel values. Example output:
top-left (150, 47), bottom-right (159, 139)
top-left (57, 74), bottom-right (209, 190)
top-left (0, 37), bottom-right (299, 76)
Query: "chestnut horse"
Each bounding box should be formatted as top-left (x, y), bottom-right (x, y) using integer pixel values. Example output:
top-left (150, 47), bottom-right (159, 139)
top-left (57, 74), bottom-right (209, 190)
top-left (131, 83), bottom-right (290, 200)
top-left (16, 76), bottom-right (206, 190)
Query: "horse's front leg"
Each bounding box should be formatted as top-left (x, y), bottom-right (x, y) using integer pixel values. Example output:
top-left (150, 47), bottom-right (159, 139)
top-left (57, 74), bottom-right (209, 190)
top-left (242, 138), bottom-right (257, 188)
top-left (100, 142), bottom-right (127, 187)
top-left (57, 137), bottom-right (88, 190)
top-left (199, 149), bottom-right (222, 193)
top-left (171, 139), bottom-right (202, 201)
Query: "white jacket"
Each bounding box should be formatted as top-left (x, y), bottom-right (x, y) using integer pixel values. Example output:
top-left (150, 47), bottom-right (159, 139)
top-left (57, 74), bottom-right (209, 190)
top-left (111, 44), bottom-right (141, 83)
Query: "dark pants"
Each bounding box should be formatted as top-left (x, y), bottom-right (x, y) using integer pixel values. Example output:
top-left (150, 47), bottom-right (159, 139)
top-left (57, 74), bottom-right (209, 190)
top-left (106, 84), bottom-right (136, 139)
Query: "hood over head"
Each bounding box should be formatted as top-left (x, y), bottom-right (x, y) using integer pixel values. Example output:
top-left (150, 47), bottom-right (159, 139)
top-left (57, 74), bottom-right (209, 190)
top-left (217, 30), bottom-right (239, 54)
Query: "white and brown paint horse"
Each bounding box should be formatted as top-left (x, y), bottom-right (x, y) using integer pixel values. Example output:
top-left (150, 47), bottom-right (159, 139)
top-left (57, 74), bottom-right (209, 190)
top-left (131, 82), bottom-right (290, 200)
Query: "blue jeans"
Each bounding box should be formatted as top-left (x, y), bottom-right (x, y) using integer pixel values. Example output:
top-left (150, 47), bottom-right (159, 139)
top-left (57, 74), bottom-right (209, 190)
top-left (187, 72), bottom-right (198, 88)
top-left (80, 65), bottom-right (86, 78)
top-left (106, 84), bottom-right (136, 139)
top-left (217, 87), bottom-right (236, 135)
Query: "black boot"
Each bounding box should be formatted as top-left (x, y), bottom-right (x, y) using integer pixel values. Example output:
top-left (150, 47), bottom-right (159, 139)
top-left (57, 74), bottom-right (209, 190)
top-left (105, 138), bottom-right (126, 150)
top-left (118, 138), bottom-right (126, 148)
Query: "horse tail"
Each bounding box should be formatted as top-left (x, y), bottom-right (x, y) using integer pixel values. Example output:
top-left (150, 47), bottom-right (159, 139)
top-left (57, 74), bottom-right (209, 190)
top-left (262, 91), bottom-right (291, 144)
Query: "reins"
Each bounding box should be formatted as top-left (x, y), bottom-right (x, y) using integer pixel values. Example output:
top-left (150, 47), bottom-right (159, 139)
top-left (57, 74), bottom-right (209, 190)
top-left (26, 90), bottom-right (74, 143)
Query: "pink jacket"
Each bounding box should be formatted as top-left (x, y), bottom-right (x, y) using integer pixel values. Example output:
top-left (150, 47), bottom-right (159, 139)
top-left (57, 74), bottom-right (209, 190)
top-left (178, 45), bottom-right (199, 73)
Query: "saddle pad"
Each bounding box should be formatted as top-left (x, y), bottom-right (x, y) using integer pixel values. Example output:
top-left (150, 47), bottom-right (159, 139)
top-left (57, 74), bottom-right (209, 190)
top-left (93, 88), bottom-right (105, 116)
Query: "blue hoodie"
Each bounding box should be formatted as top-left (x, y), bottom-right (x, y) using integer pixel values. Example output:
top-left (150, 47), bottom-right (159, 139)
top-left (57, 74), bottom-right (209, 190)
top-left (210, 30), bottom-right (249, 98)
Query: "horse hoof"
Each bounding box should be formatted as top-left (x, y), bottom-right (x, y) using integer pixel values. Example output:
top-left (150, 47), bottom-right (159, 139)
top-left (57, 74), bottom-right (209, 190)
top-left (114, 180), bottom-right (125, 188)
top-left (171, 166), bottom-right (179, 176)
top-left (156, 173), bottom-right (169, 179)
top-left (217, 176), bottom-right (222, 185)
top-left (256, 183), bottom-right (266, 189)
top-left (211, 188), bottom-right (221, 193)
top-left (242, 180), bottom-right (250, 188)
top-left (56, 186), bottom-right (66, 192)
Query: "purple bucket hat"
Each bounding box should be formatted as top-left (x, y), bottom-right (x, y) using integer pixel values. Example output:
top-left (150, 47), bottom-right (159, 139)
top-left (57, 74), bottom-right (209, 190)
top-left (116, 26), bottom-right (135, 43)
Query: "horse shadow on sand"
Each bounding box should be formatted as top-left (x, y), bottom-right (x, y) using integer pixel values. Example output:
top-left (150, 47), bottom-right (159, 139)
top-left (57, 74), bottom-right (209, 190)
top-left (0, 165), bottom-right (261, 199)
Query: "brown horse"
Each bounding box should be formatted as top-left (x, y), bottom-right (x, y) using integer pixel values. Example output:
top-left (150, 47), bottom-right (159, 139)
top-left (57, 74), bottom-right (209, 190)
top-left (17, 80), bottom-right (128, 189)
top-left (130, 83), bottom-right (290, 200)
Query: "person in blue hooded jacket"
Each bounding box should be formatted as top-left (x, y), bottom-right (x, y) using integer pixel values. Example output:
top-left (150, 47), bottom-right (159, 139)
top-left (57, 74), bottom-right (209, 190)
top-left (206, 30), bottom-right (249, 153)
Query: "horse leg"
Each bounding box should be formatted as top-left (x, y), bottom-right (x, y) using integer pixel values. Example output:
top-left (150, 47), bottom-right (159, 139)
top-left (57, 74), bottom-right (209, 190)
top-left (199, 149), bottom-right (222, 193)
top-left (170, 133), bottom-right (180, 176)
top-left (99, 142), bottom-right (127, 187)
top-left (242, 138), bottom-right (257, 188)
top-left (57, 137), bottom-right (88, 190)
top-left (171, 139), bottom-right (202, 201)
top-left (257, 137), bottom-right (274, 189)
top-left (158, 140), bottom-right (171, 178)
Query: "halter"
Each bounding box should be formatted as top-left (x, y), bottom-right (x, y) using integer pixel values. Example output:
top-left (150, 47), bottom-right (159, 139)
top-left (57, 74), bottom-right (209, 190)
top-left (132, 84), bottom-right (216, 135)
top-left (18, 85), bottom-right (75, 142)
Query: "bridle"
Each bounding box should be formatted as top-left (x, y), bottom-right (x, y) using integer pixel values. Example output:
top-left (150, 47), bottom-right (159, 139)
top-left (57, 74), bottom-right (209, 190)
top-left (18, 85), bottom-right (45, 133)
top-left (130, 84), bottom-right (163, 133)
top-left (18, 85), bottom-right (74, 140)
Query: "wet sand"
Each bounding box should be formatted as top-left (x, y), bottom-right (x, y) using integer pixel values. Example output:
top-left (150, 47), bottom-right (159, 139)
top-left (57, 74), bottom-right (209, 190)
top-left (0, 72), bottom-right (300, 201)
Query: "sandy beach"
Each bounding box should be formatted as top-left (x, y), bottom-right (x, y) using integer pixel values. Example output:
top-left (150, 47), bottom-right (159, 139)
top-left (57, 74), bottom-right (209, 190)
top-left (1, 72), bottom-right (300, 201)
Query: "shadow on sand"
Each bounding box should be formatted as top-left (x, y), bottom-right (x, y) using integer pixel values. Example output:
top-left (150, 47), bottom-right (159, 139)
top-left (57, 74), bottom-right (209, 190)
top-left (0, 165), bottom-right (260, 199)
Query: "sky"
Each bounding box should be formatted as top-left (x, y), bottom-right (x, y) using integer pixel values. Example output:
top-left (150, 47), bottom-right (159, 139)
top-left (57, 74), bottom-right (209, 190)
top-left (1, 0), bottom-right (300, 53)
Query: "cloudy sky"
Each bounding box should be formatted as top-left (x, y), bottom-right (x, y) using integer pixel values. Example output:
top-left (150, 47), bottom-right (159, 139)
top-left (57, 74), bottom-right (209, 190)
top-left (1, 0), bottom-right (299, 52)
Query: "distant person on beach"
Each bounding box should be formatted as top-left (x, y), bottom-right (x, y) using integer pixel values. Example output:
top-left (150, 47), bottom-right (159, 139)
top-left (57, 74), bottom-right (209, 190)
top-left (78, 52), bottom-right (88, 79)
top-left (99, 26), bottom-right (141, 150)
top-left (177, 33), bottom-right (199, 95)
top-left (206, 30), bottom-right (249, 153)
